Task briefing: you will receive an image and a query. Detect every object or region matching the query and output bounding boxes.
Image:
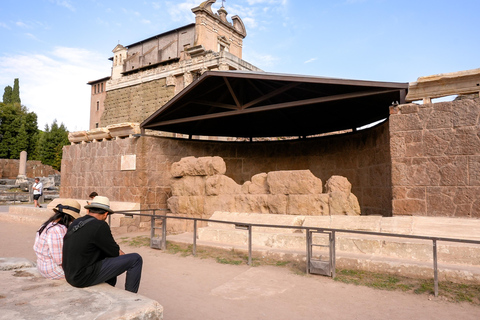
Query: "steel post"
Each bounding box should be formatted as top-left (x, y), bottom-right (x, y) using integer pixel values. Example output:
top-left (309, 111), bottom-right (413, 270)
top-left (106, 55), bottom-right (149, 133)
top-left (193, 220), bottom-right (197, 256)
top-left (162, 217), bottom-right (167, 250)
top-left (433, 239), bottom-right (438, 297)
top-left (248, 226), bottom-right (252, 265)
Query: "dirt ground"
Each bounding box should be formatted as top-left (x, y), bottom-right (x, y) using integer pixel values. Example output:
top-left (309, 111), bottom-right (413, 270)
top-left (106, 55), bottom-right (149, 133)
top-left (1, 219), bottom-right (479, 320)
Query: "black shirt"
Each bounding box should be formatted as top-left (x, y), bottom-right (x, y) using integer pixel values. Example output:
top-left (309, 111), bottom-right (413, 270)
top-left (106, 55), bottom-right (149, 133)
top-left (62, 215), bottom-right (120, 287)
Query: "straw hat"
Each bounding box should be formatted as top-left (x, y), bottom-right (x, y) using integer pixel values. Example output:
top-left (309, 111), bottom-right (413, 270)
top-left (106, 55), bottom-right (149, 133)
top-left (53, 199), bottom-right (81, 219)
top-left (84, 196), bottom-right (114, 214)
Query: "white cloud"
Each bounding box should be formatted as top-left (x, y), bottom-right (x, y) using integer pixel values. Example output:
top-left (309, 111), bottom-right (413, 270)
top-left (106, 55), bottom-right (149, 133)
top-left (166, 1), bottom-right (197, 23)
top-left (24, 33), bottom-right (40, 41)
top-left (245, 51), bottom-right (280, 69)
top-left (152, 2), bottom-right (162, 10)
top-left (246, 0), bottom-right (287, 4)
top-left (50, 0), bottom-right (76, 12)
top-left (141, 19), bottom-right (151, 24)
top-left (304, 58), bottom-right (317, 64)
top-left (16, 21), bottom-right (28, 28)
top-left (0, 47), bottom-right (110, 132)
top-left (0, 22), bottom-right (9, 29)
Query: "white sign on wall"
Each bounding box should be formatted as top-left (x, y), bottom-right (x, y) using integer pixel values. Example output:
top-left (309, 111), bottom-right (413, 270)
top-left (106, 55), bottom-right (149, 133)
top-left (121, 155), bottom-right (136, 171)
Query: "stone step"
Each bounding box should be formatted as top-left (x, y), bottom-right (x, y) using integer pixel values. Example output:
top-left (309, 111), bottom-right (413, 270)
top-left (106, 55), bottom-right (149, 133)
top-left (0, 258), bottom-right (163, 319)
top-left (0, 207), bottom-right (52, 225)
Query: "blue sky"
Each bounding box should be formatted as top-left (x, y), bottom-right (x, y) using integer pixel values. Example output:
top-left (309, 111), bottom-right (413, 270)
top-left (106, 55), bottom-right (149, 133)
top-left (1, 0), bottom-right (479, 132)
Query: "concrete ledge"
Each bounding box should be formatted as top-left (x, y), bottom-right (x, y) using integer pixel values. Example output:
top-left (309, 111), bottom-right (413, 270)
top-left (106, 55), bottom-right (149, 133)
top-left (0, 206), bottom-right (52, 224)
top-left (0, 257), bottom-right (163, 320)
top-left (208, 212), bottom-right (480, 240)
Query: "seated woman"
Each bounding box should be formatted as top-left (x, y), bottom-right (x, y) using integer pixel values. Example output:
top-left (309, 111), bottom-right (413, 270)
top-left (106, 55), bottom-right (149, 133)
top-left (33, 199), bottom-right (81, 279)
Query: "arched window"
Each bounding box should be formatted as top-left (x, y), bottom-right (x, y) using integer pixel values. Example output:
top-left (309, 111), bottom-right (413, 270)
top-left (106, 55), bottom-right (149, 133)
top-left (96, 101), bottom-right (99, 111)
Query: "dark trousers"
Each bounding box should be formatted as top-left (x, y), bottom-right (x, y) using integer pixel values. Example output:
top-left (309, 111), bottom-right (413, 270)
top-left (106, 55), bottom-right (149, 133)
top-left (91, 253), bottom-right (143, 293)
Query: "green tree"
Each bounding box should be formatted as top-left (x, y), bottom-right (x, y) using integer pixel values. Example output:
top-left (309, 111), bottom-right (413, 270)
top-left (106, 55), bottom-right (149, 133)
top-left (38, 120), bottom-right (69, 170)
top-left (12, 78), bottom-right (21, 104)
top-left (0, 79), bottom-right (39, 160)
top-left (3, 86), bottom-right (13, 104)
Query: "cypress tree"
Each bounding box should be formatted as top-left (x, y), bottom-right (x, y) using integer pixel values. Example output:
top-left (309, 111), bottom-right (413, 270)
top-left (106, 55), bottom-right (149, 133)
top-left (2, 86), bottom-right (13, 104)
top-left (12, 78), bottom-right (21, 104)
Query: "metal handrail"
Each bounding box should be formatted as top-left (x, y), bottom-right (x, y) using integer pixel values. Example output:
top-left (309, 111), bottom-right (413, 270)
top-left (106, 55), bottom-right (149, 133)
top-left (114, 209), bottom-right (480, 297)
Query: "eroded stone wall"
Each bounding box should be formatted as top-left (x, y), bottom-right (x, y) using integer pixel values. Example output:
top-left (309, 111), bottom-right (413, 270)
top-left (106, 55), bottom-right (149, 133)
top-left (390, 98), bottom-right (480, 217)
top-left (101, 78), bottom-right (175, 126)
top-left (168, 156), bottom-right (361, 218)
top-left (0, 159), bottom-right (58, 179)
top-left (60, 123), bottom-right (391, 217)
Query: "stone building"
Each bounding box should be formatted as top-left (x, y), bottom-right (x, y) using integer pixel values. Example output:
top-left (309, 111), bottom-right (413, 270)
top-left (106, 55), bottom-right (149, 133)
top-left (87, 0), bottom-right (260, 130)
top-left (68, 0), bottom-right (480, 227)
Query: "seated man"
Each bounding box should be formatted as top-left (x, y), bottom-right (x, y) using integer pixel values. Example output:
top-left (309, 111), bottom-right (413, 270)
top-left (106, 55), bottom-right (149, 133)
top-left (62, 196), bottom-right (143, 293)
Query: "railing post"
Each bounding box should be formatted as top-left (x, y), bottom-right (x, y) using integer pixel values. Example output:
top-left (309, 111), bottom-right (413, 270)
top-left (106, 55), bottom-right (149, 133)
top-left (161, 216), bottom-right (167, 250)
top-left (433, 239), bottom-right (438, 297)
top-left (331, 231), bottom-right (336, 278)
top-left (150, 210), bottom-right (156, 241)
top-left (193, 219), bottom-right (197, 256)
top-left (306, 228), bottom-right (311, 274)
top-left (248, 225), bottom-right (252, 266)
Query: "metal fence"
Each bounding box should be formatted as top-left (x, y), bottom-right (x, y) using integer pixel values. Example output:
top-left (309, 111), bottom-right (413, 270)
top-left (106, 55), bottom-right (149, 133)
top-left (114, 209), bottom-right (480, 297)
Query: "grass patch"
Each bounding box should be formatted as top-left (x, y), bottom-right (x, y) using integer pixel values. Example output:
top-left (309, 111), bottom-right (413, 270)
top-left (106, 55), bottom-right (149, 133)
top-left (334, 268), bottom-right (480, 305)
top-left (119, 236), bottom-right (151, 247)
top-left (119, 236), bottom-right (480, 305)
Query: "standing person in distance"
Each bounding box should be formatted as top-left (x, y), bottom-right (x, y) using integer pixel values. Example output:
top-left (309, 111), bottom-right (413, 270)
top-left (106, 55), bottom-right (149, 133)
top-left (32, 177), bottom-right (43, 208)
top-left (87, 191), bottom-right (98, 205)
top-left (62, 196), bottom-right (143, 293)
top-left (33, 199), bottom-right (81, 279)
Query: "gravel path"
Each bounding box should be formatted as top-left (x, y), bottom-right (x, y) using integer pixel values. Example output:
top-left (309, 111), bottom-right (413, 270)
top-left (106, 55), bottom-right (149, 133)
top-left (1, 218), bottom-right (479, 320)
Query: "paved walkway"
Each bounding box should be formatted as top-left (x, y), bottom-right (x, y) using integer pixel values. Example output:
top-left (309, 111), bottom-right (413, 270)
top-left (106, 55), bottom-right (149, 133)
top-left (1, 213), bottom-right (479, 320)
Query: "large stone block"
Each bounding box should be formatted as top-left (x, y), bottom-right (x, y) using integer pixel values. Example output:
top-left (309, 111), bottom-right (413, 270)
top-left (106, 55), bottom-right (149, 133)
top-left (453, 99), bottom-right (480, 127)
top-left (446, 127), bottom-right (480, 155)
top-left (167, 195), bottom-right (204, 215)
top-left (392, 199), bottom-right (426, 216)
top-left (328, 191), bottom-right (361, 216)
top-left (204, 194), bottom-right (237, 216)
top-left (324, 175), bottom-right (351, 194)
top-left (267, 170), bottom-right (322, 195)
top-left (171, 156), bottom-right (226, 177)
top-left (287, 194), bottom-right (329, 216)
top-left (205, 175), bottom-right (241, 195)
top-left (247, 172), bottom-right (268, 194)
top-left (267, 194), bottom-right (288, 215)
top-left (235, 194), bottom-right (271, 214)
top-left (171, 176), bottom-right (206, 196)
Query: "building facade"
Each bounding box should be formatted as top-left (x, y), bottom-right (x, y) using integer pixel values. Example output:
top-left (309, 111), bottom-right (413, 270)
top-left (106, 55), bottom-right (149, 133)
top-left (87, 1), bottom-right (261, 130)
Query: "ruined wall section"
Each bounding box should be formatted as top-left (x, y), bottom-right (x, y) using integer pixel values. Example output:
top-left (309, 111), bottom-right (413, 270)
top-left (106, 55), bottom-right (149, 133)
top-left (390, 98), bottom-right (480, 217)
top-left (101, 78), bottom-right (175, 127)
top-left (0, 159), bottom-right (58, 179)
top-left (61, 123), bottom-right (391, 217)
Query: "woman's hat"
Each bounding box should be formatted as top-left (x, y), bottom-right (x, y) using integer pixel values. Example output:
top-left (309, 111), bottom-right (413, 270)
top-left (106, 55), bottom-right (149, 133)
top-left (53, 199), bottom-right (81, 219)
top-left (84, 196), bottom-right (114, 214)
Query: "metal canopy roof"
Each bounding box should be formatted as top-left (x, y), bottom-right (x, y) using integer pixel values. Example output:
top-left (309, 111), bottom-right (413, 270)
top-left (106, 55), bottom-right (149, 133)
top-left (141, 70), bottom-right (408, 138)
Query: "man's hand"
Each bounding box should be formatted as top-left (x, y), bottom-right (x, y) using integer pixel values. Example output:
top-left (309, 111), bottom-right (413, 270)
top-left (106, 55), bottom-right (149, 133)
top-left (119, 249), bottom-right (125, 255)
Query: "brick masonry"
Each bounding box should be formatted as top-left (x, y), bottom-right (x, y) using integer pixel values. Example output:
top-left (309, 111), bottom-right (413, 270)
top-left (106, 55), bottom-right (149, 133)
top-left (101, 78), bottom-right (175, 126)
top-left (60, 122), bottom-right (391, 216)
top-left (390, 98), bottom-right (480, 217)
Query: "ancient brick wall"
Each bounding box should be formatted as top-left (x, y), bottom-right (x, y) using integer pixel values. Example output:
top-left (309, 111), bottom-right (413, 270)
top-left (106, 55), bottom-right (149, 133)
top-left (101, 78), bottom-right (175, 126)
top-left (60, 122), bottom-right (391, 216)
top-left (390, 98), bottom-right (480, 217)
top-left (0, 159), bottom-right (58, 179)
